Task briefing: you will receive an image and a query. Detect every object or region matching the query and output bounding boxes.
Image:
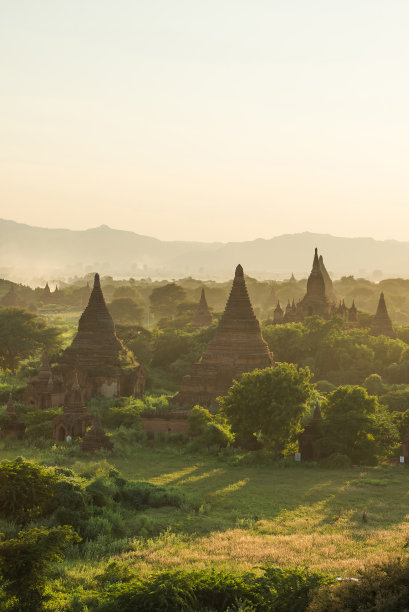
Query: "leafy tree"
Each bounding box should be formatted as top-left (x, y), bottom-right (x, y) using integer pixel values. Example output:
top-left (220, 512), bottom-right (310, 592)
top-left (0, 525), bottom-right (80, 611)
top-left (188, 405), bottom-right (213, 434)
top-left (0, 308), bottom-right (62, 372)
top-left (116, 324), bottom-right (153, 364)
top-left (112, 285), bottom-right (143, 301)
top-left (363, 373), bottom-right (385, 396)
top-left (108, 297), bottom-right (145, 325)
top-left (0, 458), bottom-right (58, 524)
top-left (219, 364), bottom-right (314, 454)
top-left (151, 329), bottom-right (193, 369)
top-left (318, 386), bottom-right (399, 464)
top-left (380, 389), bottom-right (409, 413)
top-left (149, 283), bottom-right (186, 319)
top-left (24, 408), bottom-right (62, 440)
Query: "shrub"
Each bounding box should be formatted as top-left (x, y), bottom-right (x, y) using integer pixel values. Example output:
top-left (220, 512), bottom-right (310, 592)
top-left (24, 408), bottom-right (62, 440)
top-left (315, 381), bottom-right (336, 395)
top-left (202, 421), bottom-right (234, 448)
top-left (0, 458), bottom-right (57, 524)
top-left (0, 525), bottom-right (80, 611)
top-left (188, 405), bottom-right (213, 434)
top-left (310, 556), bottom-right (409, 611)
top-left (96, 565), bottom-right (330, 611)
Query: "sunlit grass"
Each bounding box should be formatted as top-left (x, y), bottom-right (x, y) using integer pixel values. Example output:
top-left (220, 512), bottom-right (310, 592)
top-left (1, 441), bottom-right (409, 586)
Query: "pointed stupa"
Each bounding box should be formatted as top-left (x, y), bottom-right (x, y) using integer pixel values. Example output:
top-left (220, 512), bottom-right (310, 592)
top-left (370, 293), bottom-right (395, 338)
top-left (61, 274), bottom-right (124, 365)
top-left (64, 372), bottom-right (87, 413)
top-left (348, 299), bottom-right (358, 323)
top-left (176, 264), bottom-right (274, 406)
top-left (289, 273), bottom-right (297, 283)
top-left (273, 300), bottom-right (284, 323)
top-left (192, 288), bottom-right (213, 327)
top-left (58, 273), bottom-right (145, 400)
top-left (318, 255), bottom-right (336, 300)
top-left (81, 409), bottom-right (113, 452)
top-left (298, 248), bottom-right (330, 318)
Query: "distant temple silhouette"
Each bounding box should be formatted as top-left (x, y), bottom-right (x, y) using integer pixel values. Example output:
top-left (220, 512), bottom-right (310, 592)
top-left (271, 248), bottom-right (361, 326)
top-left (176, 264), bottom-right (273, 406)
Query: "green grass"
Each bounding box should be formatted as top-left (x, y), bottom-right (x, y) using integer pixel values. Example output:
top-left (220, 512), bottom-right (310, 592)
top-left (1, 440), bottom-right (409, 584)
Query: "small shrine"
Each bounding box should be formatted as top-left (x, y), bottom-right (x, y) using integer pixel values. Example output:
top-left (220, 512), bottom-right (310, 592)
top-left (24, 353), bottom-right (65, 409)
top-left (52, 375), bottom-right (93, 442)
top-left (81, 410), bottom-right (113, 452)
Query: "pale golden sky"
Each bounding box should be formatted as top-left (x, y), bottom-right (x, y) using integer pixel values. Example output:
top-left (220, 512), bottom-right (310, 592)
top-left (2, 1), bottom-right (409, 242)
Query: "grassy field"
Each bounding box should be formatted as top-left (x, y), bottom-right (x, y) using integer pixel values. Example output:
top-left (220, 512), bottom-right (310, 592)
top-left (2, 440), bottom-right (409, 585)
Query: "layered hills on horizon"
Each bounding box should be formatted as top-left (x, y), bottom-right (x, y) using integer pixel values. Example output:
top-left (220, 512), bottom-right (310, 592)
top-left (1, 218), bottom-right (409, 284)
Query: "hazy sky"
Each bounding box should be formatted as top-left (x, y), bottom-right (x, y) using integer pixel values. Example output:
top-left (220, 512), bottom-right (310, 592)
top-left (2, 1), bottom-right (409, 242)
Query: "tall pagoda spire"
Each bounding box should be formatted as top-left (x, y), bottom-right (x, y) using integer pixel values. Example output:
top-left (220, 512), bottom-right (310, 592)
top-left (318, 254), bottom-right (336, 300)
top-left (273, 300), bottom-right (284, 323)
top-left (176, 264), bottom-right (273, 406)
top-left (298, 248), bottom-right (330, 318)
top-left (58, 273), bottom-right (145, 400)
top-left (307, 249), bottom-right (326, 299)
top-left (192, 288), bottom-right (212, 327)
top-left (370, 293), bottom-right (395, 338)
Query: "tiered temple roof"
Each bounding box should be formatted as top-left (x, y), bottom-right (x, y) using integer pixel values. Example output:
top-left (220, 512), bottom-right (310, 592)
top-left (192, 288), bottom-right (213, 327)
top-left (319, 255), bottom-right (336, 300)
top-left (176, 264), bottom-right (274, 406)
top-left (370, 293), bottom-right (395, 338)
top-left (24, 352), bottom-right (65, 409)
top-left (58, 273), bottom-right (145, 398)
top-left (52, 374), bottom-right (93, 441)
top-left (297, 248), bottom-right (331, 318)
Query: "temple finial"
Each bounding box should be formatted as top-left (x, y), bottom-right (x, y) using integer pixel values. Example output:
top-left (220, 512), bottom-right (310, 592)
top-left (94, 273), bottom-right (100, 289)
top-left (235, 264), bottom-right (244, 278)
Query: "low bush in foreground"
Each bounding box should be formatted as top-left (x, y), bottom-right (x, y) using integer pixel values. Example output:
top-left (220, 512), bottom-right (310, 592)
top-left (310, 556), bottom-right (409, 611)
top-left (96, 565), bottom-right (331, 612)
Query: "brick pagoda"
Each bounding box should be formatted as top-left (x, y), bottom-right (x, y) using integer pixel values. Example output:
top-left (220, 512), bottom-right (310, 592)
top-left (58, 273), bottom-right (145, 399)
top-left (192, 288), bottom-right (213, 327)
top-left (176, 264), bottom-right (274, 406)
top-left (370, 292), bottom-right (395, 338)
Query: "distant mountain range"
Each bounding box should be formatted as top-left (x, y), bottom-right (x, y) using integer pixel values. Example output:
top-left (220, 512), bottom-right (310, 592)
top-left (1, 218), bottom-right (409, 283)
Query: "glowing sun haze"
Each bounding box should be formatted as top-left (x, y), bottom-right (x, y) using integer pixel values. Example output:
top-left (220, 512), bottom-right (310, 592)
top-left (2, 1), bottom-right (409, 242)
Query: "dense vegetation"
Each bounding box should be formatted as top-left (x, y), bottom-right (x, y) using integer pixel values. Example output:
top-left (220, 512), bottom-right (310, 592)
top-left (2, 273), bottom-right (409, 608)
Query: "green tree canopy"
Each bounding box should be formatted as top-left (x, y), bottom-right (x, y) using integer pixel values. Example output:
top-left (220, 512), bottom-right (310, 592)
top-left (318, 385), bottom-right (399, 464)
top-left (112, 285), bottom-right (143, 301)
top-left (0, 525), bottom-right (80, 611)
top-left (219, 364), bottom-right (314, 454)
top-left (0, 308), bottom-right (62, 372)
top-left (149, 283), bottom-right (186, 320)
top-left (0, 458), bottom-right (58, 524)
top-left (108, 297), bottom-right (145, 325)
